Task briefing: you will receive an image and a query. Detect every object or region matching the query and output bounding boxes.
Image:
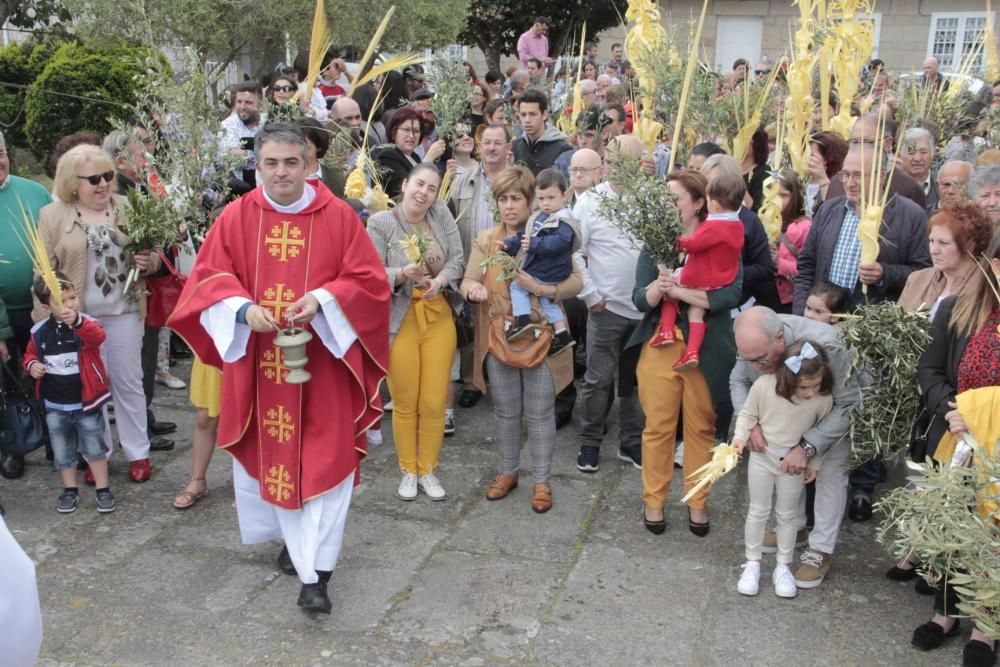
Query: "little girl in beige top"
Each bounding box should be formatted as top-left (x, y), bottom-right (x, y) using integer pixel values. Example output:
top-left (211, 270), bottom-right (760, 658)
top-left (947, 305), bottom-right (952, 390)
top-left (732, 340), bottom-right (835, 599)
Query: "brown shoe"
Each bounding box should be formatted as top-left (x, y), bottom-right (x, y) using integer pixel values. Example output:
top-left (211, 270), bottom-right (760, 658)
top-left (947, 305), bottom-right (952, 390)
top-left (486, 473), bottom-right (518, 500)
top-left (531, 483), bottom-right (552, 513)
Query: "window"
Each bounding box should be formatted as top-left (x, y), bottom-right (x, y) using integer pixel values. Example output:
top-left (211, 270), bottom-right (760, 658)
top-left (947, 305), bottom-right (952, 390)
top-left (927, 12), bottom-right (993, 72)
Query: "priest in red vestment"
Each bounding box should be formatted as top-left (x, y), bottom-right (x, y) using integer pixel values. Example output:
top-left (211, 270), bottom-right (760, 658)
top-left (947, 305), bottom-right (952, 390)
top-left (168, 123), bottom-right (389, 614)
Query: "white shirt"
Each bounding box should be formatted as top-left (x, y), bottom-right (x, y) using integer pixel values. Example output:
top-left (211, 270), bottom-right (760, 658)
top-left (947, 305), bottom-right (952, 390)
top-left (572, 181), bottom-right (642, 320)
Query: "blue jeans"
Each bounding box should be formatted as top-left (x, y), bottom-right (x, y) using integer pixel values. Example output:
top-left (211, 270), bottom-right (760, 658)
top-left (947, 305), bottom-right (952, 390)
top-left (848, 458), bottom-right (886, 498)
top-left (509, 282), bottom-right (564, 324)
top-left (46, 408), bottom-right (107, 471)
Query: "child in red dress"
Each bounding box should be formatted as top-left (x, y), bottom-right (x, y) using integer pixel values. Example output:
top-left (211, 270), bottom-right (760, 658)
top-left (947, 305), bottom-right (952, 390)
top-left (653, 171), bottom-right (745, 372)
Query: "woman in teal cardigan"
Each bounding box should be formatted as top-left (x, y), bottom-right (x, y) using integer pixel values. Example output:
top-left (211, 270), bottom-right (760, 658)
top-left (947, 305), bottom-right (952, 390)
top-left (627, 169), bottom-right (742, 536)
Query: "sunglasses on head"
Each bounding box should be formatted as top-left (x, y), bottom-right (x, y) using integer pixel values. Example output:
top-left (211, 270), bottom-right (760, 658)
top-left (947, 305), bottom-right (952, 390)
top-left (78, 171), bottom-right (115, 186)
top-left (272, 85), bottom-right (295, 93)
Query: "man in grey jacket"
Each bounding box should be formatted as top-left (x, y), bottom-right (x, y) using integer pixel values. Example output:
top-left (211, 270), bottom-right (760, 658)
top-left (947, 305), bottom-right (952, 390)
top-left (731, 307), bottom-right (862, 590)
top-left (511, 89), bottom-right (573, 175)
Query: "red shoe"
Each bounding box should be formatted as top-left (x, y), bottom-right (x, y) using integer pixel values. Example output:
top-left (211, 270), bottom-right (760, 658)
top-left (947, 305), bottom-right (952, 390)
top-left (672, 350), bottom-right (700, 373)
top-left (129, 459), bottom-right (152, 483)
top-left (84, 467), bottom-right (95, 486)
top-left (649, 330), bottom-right (675, 347)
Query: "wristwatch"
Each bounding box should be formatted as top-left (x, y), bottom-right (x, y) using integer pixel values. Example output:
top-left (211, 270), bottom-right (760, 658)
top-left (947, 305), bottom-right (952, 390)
top-left (798, 441), bottom-right (817, 458)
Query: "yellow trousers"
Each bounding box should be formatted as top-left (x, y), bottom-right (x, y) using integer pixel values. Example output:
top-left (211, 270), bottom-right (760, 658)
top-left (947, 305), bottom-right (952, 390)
top-left (636, 333), bottom-right (716, 510)
top-left (387, 294), bottom-right (456, 475)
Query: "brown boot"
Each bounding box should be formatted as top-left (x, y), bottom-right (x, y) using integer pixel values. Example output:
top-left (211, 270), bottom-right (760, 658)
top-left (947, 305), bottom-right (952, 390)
top-left (531, 483), bottom-right (552, 513)
top-left (486, 473), bottom-right (518, 500)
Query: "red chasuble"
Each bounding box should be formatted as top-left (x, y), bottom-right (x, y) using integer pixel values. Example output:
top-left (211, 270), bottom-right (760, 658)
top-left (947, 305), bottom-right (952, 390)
top-left (168, 182), bottom-right (389, 510)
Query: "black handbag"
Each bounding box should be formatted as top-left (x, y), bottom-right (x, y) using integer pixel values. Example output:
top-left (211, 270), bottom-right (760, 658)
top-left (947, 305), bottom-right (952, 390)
top-left (907, 408), bottom-right (934, 464)
top-left (0, 364), bottom-right (48, 457)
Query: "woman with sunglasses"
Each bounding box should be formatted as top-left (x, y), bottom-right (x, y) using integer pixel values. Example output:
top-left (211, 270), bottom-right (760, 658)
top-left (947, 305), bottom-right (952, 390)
top-left (34, 144), bottom-right (162, 483)
top-left (266, 74), bottom-right (302, 123)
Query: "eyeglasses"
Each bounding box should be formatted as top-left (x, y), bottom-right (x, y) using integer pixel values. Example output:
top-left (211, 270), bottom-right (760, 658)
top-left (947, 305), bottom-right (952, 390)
top-left (272, 85), bottom-right (295, 93)
top-left (737, 350), bottom-right (772, 366)
top-left (78, 171), bottom-right (115, 186)
top-left (569, 166), bottom-right (601, 175)
top-left (838, 171), bottom-right (864, 182)
top-left (397, 126), bottom-right (421, 135)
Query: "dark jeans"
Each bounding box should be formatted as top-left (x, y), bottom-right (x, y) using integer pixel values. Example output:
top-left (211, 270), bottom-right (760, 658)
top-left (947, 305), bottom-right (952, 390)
top-left (554, 297), bottom-right (589, 422)
top-left (579, 309), bottom-right (644, 450)
top-left (141, 325), bottom-right (159, 407)
top-left (849, 458), bottom-right (886, 498)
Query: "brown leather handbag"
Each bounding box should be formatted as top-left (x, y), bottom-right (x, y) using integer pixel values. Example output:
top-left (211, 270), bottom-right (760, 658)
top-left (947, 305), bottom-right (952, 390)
top-left (483, 229), bottom-right (552, 369)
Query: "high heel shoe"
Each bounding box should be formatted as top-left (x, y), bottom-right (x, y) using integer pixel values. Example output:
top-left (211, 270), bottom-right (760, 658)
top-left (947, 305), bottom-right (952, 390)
top-left (688, 508), bottom-right (710, 537)
top-left (642, 508), bottom-right (666, 535)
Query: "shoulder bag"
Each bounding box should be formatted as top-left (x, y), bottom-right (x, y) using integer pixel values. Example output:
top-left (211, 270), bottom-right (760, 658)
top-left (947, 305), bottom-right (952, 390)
top-left (0, 364), bottom-right (48, 457)
top-left (146, 251), bottom-right (187, 328)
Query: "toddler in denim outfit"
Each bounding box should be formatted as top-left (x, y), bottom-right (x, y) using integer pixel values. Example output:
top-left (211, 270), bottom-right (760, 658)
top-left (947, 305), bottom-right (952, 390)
top-left (23, 274), bottom-right (114, 513)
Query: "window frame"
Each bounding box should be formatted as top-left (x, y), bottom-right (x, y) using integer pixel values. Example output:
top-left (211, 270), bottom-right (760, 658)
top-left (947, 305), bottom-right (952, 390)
top-left (926, 11), bottom-right (994, 72)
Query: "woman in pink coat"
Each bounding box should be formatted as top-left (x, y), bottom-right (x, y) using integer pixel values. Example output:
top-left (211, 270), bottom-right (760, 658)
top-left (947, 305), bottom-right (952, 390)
top-left (771, 169), bottom-right (812, 314)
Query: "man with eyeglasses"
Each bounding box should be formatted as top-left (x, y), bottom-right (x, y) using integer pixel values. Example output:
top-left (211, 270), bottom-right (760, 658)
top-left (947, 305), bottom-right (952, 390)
top-left (567, 149), bottom-right (603, 205)
top-left (0, 129), bottom-right (52, 480)
top-left (824, 113), bottom-right (927, 209)
top-left (731, 306), bottom-right (861, 590)
top-left (793, 145), bottom-right (929, 523)
top-left (897, 127), bottom-right (938, 213)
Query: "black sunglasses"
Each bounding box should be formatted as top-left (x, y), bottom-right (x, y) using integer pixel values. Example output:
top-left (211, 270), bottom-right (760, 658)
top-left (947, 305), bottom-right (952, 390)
top-left (78, 171), bottom-right (115, 186)
top-left (272, 85), bottom-right (295, 93)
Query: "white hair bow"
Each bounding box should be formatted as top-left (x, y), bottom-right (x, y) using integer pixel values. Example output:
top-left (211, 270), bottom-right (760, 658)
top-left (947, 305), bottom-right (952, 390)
top-left (784, 341), bottom-right (818, 374)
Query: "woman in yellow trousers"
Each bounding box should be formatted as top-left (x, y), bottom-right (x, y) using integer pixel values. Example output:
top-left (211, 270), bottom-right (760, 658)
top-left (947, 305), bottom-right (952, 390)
top-left (367, 164), bottom-right (466, 502)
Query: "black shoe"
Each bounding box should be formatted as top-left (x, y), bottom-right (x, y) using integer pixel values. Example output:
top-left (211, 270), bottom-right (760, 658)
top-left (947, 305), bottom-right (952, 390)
top-left (576, 446), bottom-right (599, 472)
top-left (963, 639), bottom-right (997, 667)
top-left (688, 509), bottom-right (710, 537)
top-left (555, 412), bottom-right (573, 431)
top-left (642, 508), bottom-right (666, 535)
top-left (277, 545), bottom-right (297, 576)
top-left (297, 571), bottom-right (332, 614)
top-left (170, 337), bottom-right (193, 359)
top-left (548, 330), bottom-right (575, 356)
top-left (506, 315), bottom-right (537, 342)
top-left (886, 564), bottom-right (919, 581)
top-left (616, 445), bottom-right (642, 470)
top-left (148, 410), bottom-right (177, 436)
top-left (912, 619), bottom-right (960, 651)
top-left (148, 435), bottom-right (175, 452)
top-left (0, 453), bottom-right (24, 479)
top-left (915, 577), bottom-right (937, 595)
top-left (457, 389), bottom-right (483, 408)
top-left (848, 496), bottom-right (873, 522)
top-left (95, 489), bottom-right (116, 513)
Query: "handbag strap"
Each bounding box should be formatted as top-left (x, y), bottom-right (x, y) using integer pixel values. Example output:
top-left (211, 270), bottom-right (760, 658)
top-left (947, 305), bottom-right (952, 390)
top-left (157, 251), bottom-right (180, 277)
top-left (777, 233), bottom-right (800, 259)
top-left (0, 363), bottom-right (25, 399)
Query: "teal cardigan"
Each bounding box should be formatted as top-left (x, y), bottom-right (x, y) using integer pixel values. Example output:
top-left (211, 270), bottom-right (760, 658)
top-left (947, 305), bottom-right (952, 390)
top-left (626, 250), bottom-right (743, 409)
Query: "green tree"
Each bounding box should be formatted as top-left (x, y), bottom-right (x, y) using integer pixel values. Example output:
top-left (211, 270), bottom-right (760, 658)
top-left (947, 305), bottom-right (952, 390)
top-left (327, 0), bottom-right (469, 54)
top-left (0, 0), bottom-right (71, 30)
top-left (459, 0), bottom-right (626, 73)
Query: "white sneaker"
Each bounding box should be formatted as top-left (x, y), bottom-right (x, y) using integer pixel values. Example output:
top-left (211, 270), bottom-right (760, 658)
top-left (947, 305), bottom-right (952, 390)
top-left (384, 400), bottom-right (393, 412)
top-left (737, 560), bottom-right (760, 596)
top-left (418, 474), bottom-right (447, 501)
top-left (397, 473), bottom-right (418, 501)
top-left (674, 440), bottom-right (685, 467)
top-left (156, 371), bottom-right (187, 389)
top-left (366, 428), bottom-right (383, 446)
top-left (773, 563), bottom-right (798, 598)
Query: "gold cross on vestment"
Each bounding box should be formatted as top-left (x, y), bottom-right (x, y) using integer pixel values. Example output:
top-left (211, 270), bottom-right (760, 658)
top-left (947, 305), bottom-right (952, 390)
top-left (264, 405), bottom-right (294, 443)
top-left (265, 464), bottom-right (294, 501)
top-left (260, 284), bottom-right (297, 323)
top-left (260, 347), bottom-right (288, 385)
top-left (265, 221), bottom-right (305, 262)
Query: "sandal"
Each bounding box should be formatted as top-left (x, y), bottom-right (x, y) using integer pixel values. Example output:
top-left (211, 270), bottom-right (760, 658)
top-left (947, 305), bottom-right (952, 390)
top-left (173, 478), bottom-right (209, 510)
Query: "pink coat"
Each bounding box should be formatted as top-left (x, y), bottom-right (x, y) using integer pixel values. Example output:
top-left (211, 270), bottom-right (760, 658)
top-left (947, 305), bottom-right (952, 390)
top-left (775, 217), bottom-right (812, 304)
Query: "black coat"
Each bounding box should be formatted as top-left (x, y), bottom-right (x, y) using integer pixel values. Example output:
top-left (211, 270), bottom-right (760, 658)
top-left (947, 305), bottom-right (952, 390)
top-left (371, 145), bottom-right (417, 200)
top-left (916, 296), bottom-right (969, 458)
top-left (739, 207), bottom-right (781, 309)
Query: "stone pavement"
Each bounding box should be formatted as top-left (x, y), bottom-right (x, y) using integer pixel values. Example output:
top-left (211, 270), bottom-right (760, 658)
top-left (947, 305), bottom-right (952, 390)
top-left (1, 361), bottom-right (962, 666)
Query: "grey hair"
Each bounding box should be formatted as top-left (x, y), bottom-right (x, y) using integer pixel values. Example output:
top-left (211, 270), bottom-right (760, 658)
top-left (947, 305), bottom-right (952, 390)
top-left (0, 129), bottom-right (5, 149)
top-left (970, 164), bottom-right (1000, 196)
top-left (700, 153), bottom-right (741, 180)
top-left (902, 127), bottom-right (934, 154)
top-left (101, 130), bottom-right (127, 160)
top-left (735, 306), bottom-right (784, 341)
top-left (254, 123), bottom-right (308, 160)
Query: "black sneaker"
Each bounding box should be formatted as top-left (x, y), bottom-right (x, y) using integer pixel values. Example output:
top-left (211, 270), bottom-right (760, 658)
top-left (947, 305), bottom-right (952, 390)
top-left (443, 412), bottom-right (456, 436)
top-left (96, 489), bottom-right (116, 513)
top-left (617, 445), bottom-right (642, 469)
top-left (548, 330), bottom-right (575, 356)
top-left (577, 446), bottom-right (599, 472)
top-left (848, 496), bottom-right (873, 522)
top-left (506, 315), bottom-right (537, 342)
top-left (57, 490), bottom-right (79, 513)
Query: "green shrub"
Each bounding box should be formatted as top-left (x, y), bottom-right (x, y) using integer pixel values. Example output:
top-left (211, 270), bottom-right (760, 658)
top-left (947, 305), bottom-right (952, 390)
top-left (0, 41), bottom-right (37, 146)
top-left (23, 41), bottom-right (165, 159)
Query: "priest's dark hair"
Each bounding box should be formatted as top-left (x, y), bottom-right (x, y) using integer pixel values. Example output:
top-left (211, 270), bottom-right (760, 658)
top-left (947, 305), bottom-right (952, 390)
top-left (254, 122), bottom-right (308, 159)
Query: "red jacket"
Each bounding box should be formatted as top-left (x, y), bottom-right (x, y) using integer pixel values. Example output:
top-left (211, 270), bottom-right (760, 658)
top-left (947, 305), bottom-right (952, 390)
top-left (678, 215), bottom-right (745, 288)
top-left (23, 314), bottom-right (111, 413)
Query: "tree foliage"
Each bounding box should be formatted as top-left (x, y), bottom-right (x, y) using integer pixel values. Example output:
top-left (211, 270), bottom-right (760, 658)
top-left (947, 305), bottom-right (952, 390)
top-left (459, 0), bottom-right (627, 72)
top-left (326, 0), bottom-right (469, 54)
top-left (0, 34), bottom-right (72, 146)
top-left (0, 0), bottom-right (71, 30)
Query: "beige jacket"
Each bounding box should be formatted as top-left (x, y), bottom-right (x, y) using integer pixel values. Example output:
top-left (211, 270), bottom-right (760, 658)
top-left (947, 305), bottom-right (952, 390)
top-left (897, 263), bottom-right (976, 315)
top-left (32, 195), bottom-right (159, 321)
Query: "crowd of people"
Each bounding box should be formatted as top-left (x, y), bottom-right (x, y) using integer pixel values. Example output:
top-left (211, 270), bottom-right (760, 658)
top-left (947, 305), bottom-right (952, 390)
top-left (0, 17), bottom-right (998, 665)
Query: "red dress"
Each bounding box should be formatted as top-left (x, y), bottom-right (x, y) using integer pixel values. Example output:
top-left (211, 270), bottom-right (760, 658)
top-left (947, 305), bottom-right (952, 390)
top-left (677, 215), bottom-right (745, 289)
top-left (168, 182), bottom-right (390, 509)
